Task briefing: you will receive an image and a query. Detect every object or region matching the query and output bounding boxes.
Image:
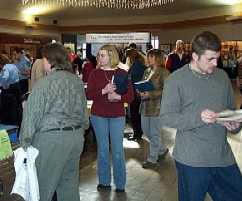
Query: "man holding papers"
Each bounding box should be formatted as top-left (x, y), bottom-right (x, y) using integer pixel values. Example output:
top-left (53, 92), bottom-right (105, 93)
top-left (160, 31), bottom-right (242, 201)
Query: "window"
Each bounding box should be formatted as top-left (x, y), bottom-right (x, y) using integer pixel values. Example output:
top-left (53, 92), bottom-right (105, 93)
top-left (151, 35), bottom-right (159, 49)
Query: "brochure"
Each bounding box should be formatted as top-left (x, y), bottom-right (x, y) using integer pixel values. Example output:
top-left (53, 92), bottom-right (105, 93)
top-left (134, 80), bottom-right (155, 92)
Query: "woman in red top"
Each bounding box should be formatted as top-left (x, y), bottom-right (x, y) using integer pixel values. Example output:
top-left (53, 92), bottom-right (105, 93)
top-left (82, 54), bottom-right (96, 83)
top-left (86, 44), bottom-right (134, 192)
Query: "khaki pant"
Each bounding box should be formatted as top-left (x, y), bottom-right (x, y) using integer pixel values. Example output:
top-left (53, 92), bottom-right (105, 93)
top-left (32, 129), bottom-right (84, 201)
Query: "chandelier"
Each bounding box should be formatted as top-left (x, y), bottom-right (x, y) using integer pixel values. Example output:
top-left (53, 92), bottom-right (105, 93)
top-left (22, 0), bottom-right (174, 9)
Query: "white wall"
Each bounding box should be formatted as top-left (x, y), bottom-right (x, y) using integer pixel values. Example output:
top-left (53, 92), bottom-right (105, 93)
top-left (0, 25), bottom-right (60, 39)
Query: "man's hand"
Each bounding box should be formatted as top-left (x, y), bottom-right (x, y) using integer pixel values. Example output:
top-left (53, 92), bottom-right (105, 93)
top-left (201, 109), bottom-right (218, 124)
top-left (219, 121), bottom-right (241, 131)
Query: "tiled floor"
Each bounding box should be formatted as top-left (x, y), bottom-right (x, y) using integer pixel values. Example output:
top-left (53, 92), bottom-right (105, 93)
top-left (78, 85), bottom-right (242, 201)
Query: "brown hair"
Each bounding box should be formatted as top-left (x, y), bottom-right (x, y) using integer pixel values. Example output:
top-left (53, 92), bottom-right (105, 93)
top-left (192, 31), bottom-right (221, 56)
top-left (0, 54), bottom-right (10, 67)
top-left (42, 43), bottom-right (72, 71)
top-left (125, 48), bottom-right (145, 66)
top-left (147, 49), bottom-right (165, 68)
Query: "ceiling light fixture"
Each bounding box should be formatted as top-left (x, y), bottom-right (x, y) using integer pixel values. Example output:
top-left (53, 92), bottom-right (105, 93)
top-left (22, 0), bottom-right (174, 9)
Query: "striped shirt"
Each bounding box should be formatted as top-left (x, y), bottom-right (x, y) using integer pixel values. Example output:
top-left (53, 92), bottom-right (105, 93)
top-left (20, 69), bottom-right (89, 148)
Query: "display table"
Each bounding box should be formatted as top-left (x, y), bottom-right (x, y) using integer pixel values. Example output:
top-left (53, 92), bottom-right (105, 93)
top-left (0, 124), bottom-right (23, 200)
top-left (0, 124), bottom-right (18, 143)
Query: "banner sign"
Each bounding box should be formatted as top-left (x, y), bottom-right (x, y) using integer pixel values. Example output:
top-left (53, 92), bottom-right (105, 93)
top-left (86, 33), bottom-right (150, 43)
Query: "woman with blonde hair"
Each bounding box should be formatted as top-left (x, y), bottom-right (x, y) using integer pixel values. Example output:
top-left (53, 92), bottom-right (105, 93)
top-left (138, 49), bottom-right (169, 168)
top-left (87, 44), bottom-right (134, 192)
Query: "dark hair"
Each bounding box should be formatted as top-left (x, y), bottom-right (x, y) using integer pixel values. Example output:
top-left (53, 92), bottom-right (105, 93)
top-left (129, 43), bottom-right (137, 49)
top-left (14, 47), bottom-right (24, 54)
top-left (191, 31), bottom-right (221, 56)
top-left (125, 48), bottom-right (145, 66)
top-left (147, 49), bottom-right (165, 67)
top-left (86, 53), bottom-right (97, 66)
top-left (42, 43), bottom-right (72, 71)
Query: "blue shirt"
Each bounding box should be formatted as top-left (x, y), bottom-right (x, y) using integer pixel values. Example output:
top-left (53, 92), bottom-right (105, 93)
top-left (0, 64), bottom-right (20, 89)
top-left (15, 55), bottom-right (31, 80)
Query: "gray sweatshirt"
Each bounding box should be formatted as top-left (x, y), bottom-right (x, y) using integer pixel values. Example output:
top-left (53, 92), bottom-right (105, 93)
top-left (160, 64), bottom-right (238, 167)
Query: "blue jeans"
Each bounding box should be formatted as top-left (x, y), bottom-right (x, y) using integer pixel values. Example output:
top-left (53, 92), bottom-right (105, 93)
top-left (141, 115), bottom-right (167, 163)
top-left (175, 161), bottom-right (242, 201)
top-left (91, 115), bottom-right (126, 189)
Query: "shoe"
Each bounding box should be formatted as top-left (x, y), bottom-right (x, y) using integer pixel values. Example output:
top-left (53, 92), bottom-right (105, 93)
top-left (115, 188), bottom-right (125, 193)
top-left (97, 184), bottom-right (111, 191)
top-left (142, 161), bottom-right (157, 169)
top-left (127, 136), bottom-right (142, 141)
top-left (157, 148), bottom-right (169, 162)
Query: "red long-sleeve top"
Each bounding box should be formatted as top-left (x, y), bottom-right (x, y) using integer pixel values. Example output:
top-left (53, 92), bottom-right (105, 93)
top-left (86, 68), bottom-right (134, 117)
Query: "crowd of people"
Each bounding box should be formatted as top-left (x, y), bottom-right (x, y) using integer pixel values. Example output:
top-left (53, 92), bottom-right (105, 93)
top-left (0, 31), bottom-right (242, 201)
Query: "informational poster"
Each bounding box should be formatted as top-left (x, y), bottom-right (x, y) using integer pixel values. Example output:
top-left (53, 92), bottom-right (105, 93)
top-left (86, 33), bottom-right (150, 43)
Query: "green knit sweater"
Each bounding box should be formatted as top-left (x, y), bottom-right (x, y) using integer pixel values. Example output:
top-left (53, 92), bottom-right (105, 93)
top-left (160, 64), bottom-right (239, 167)
top-left (20, 69), bottom-right (89, 148)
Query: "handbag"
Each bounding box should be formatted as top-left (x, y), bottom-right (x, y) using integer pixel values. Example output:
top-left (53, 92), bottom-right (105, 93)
top-left (11, 146), bottom-right (39, 201)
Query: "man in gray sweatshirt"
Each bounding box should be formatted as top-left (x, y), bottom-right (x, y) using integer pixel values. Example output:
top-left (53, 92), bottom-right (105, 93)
top-left (160, 31), bottom-right (242, 201)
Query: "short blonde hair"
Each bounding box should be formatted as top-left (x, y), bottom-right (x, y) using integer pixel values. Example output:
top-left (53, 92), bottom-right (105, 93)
top-left (98, 44), bottom-right (120, 69)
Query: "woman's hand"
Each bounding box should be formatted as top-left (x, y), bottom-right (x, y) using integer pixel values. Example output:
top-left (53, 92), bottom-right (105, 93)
top-left (102, 83), bottom-right (116, 95)
top-left (108, 92), bottom-right (121, 102)
top-left (140, 92), bottom-right (150, 100)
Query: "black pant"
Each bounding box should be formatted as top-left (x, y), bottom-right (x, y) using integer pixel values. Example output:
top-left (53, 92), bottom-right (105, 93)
top-left (0, 82), bottom-right (23, 127)
top-left (19, 79), bottom-right (29, 97)
top-left (129, 95), bottom-right (143, 139)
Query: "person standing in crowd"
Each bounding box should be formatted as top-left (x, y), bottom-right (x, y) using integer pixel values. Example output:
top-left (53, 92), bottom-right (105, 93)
top-left (82, 53), bottom-right (96, 83)
top-left (139, 49), bottom-right (169, 169)
top-left (20, 43), bottom-right (89, 201)
top-left (160, 31), bottom-right (242, 201)
top-left (86, 44), bottom-right (134, 193)
top-left (126, 48), bottom-right (145, 141)
top-left (165, 40), bottom-right (190, 73)
top-left (13, 47), bottom-right (31, 96)
top-left (222, 46), bottom-right (238, 79)
top-left (0, 54), bottom-right (22, 126)
top-left (73, 49), bottom-right (84, 74)
top-left (66, 47), bottom-right (77, 63)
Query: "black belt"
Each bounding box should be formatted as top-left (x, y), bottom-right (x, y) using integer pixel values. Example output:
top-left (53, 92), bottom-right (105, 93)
top-left (47, 125), bottom-right (82, 132)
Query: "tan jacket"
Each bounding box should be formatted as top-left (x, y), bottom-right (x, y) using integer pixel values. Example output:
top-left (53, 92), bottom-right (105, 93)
top-left (139, 67), bottom-right (169, 116)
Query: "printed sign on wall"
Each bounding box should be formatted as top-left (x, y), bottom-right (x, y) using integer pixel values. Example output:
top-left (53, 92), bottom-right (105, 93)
top-left (86, 33), bottom-right (150, 43)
